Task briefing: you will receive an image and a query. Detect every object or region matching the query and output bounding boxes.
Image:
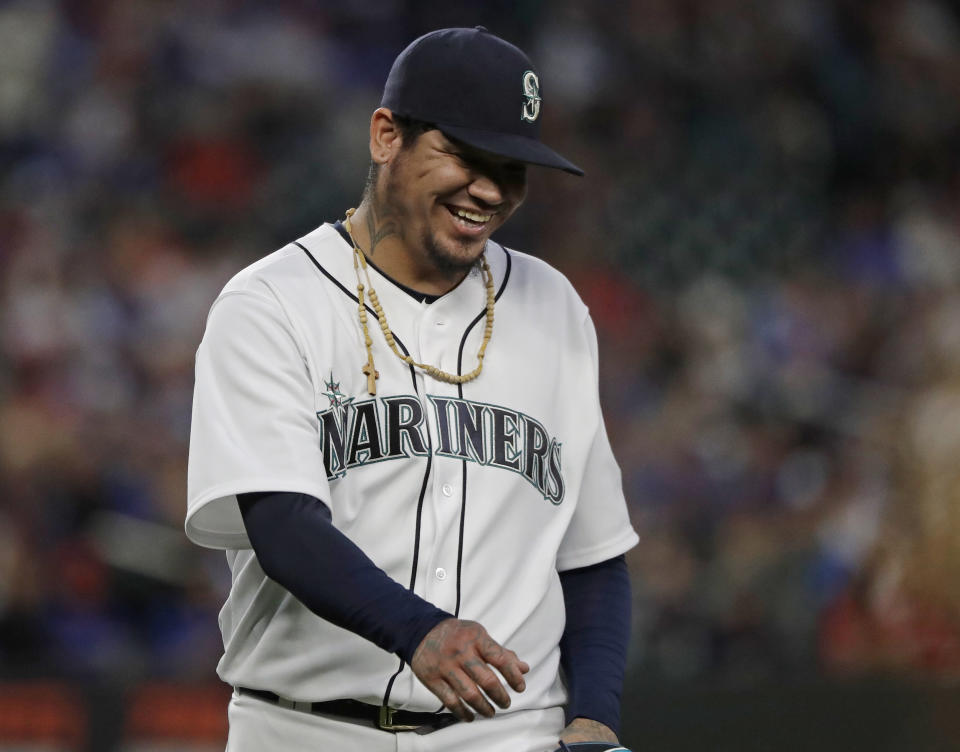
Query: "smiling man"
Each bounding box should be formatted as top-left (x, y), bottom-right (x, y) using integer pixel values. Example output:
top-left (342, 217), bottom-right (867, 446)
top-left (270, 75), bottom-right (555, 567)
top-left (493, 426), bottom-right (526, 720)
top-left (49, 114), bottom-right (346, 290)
top-left (354, 123), bottom-right (529, 290)
top-left (186, 26), bottom-right (638, 752)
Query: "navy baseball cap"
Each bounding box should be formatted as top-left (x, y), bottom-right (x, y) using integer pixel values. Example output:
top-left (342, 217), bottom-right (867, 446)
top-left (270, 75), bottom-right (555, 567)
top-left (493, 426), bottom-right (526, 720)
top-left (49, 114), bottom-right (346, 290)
top-left (381, 26), bottom-right (584, 176)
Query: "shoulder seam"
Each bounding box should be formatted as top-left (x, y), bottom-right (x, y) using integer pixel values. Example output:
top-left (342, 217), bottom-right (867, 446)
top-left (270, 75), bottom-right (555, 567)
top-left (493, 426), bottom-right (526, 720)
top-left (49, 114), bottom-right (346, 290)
top-left (207, 259), bottom-right (312, 370)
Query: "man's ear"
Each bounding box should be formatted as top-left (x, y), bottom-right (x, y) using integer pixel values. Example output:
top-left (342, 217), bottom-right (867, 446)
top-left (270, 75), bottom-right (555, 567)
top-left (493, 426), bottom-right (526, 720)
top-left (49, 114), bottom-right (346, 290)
top-left (369, 108), bottom-right (402, 165)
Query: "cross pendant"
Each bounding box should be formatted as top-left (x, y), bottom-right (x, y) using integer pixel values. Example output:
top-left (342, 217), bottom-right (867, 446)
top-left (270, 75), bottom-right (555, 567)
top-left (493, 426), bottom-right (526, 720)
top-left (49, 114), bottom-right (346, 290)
top-left (362, 361), bottom-right (379, 396)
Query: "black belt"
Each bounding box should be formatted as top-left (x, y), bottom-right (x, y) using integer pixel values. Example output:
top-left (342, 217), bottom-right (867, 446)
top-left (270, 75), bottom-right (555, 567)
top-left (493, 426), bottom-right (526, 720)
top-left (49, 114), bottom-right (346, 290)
top-left (236, 687), bottom-right (458, 735)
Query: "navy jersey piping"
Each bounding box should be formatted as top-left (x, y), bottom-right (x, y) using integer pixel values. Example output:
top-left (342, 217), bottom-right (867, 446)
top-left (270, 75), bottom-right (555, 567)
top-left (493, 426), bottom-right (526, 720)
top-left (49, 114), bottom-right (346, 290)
top-left (453, 244), bottom-right (512, 617)
top-left (331, 221), bottom-right (441, 304)
top-left (294, 238), bottom-right (432, 708)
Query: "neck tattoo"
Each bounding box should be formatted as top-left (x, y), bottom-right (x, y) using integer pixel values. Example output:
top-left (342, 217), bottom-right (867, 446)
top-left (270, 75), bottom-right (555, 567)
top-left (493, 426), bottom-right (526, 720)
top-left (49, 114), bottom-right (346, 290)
top-left (364, 202), bottom-right (400, 257)
top-left (344, 208), bottom-right (495, 396)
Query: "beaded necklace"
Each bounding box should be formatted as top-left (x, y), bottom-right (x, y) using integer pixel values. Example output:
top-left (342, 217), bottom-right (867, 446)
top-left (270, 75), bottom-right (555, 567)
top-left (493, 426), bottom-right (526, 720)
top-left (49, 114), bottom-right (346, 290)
top-left (344, 208), bottom-right (495, 396)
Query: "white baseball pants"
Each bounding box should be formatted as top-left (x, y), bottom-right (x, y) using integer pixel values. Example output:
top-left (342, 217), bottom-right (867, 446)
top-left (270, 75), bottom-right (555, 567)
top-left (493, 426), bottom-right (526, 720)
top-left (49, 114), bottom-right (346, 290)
top-left (225, 689), bottom-right (566, 752)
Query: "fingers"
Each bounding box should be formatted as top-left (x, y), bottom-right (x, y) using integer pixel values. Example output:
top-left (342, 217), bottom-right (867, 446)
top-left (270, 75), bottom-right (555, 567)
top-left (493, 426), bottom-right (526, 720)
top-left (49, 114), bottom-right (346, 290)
top-left (479, 637), bottom-right (529, 693)
top-left (424, 676), bottom-right (473, 722)
top-left (410, 619), bottom-right (528, 720)
top-left (447, 666), bottom-right (496, 718)
top-left (462, 657), bottom-right (511, 709)
top-left (423, 667), bottom-right (497, 722)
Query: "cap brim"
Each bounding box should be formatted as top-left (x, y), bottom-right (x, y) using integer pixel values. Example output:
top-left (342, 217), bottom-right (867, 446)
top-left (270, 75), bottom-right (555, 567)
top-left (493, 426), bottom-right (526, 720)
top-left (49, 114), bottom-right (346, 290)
top-left (437, 123), bottom-right (584, 176)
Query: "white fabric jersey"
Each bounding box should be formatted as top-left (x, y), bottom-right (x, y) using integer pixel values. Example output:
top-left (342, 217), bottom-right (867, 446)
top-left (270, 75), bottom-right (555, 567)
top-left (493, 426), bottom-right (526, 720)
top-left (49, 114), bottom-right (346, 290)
top-left (186, 222), bottom-right (638, 713)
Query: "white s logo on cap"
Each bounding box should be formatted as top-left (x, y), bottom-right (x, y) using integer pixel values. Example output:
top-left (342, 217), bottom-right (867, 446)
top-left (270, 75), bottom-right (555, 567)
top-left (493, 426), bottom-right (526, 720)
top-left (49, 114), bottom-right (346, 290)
top-left (521, 70), bottom-right (541, 123)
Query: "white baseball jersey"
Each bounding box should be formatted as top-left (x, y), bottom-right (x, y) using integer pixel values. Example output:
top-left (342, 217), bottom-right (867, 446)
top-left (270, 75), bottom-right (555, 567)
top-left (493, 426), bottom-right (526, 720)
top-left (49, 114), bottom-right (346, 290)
top-left (186, 222), bottom-right (638, 713)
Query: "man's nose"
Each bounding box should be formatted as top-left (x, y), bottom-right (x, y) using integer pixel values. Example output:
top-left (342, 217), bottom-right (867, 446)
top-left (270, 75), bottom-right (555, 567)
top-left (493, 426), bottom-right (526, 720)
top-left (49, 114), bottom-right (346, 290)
top-left (467, 172), bottom-right (505, 206)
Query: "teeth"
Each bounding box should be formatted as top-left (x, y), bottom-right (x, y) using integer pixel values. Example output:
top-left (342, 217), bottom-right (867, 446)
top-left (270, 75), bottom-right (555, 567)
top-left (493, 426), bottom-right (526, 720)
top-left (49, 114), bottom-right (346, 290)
top-left (455, 209), bottom-right (492, 223)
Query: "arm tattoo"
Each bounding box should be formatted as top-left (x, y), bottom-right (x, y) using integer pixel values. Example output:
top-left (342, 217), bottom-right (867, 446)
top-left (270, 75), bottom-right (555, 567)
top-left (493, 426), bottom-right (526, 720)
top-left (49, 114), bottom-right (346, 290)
top-left (570, 718), bottom-right (615, 739)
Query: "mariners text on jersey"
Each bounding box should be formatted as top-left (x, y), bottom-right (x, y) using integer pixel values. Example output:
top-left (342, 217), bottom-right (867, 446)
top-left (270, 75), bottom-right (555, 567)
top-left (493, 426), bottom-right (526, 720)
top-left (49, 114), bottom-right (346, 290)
top-left (317, 391), bottom-right (566, 504)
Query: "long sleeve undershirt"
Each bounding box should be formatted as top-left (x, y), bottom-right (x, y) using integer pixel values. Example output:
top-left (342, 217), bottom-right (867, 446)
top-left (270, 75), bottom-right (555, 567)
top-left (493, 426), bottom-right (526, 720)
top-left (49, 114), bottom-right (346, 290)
top-left (237, 490), bottom-right (630, 731)
top-left (559, 553), bottom-right (631, 734)
top-left (238, 491), bottom-right (451, 664)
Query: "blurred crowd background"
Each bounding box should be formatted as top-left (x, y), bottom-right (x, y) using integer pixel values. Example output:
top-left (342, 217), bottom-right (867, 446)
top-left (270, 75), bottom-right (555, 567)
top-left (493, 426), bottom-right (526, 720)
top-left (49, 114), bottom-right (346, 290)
top-left (2, 0), bottom-right (960, 747)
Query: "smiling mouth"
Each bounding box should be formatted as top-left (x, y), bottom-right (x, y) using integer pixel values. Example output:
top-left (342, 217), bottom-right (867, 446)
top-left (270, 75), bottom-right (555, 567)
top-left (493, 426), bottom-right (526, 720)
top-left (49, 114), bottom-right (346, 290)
top-left (446, 205), bottom-right (493, 229)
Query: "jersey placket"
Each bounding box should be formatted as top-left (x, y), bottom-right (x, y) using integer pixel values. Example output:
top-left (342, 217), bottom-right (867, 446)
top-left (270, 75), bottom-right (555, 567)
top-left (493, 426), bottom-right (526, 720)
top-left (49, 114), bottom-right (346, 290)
top-left (416, 296), bottom-right (466, 617)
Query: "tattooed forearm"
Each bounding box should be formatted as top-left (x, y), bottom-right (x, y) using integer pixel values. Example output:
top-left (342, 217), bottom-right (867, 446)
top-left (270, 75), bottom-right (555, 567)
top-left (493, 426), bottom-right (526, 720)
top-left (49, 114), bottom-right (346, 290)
top-left (560, 717), bottom-right (619, 744)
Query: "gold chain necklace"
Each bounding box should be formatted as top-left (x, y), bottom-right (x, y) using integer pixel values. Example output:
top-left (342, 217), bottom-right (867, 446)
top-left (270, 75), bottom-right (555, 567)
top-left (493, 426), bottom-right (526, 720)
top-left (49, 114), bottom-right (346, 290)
top-left (344, 208), bottom-right (495, 396)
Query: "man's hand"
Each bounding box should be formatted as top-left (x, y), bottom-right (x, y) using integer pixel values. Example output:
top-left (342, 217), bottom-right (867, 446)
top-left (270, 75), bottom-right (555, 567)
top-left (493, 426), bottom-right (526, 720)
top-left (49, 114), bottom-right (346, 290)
top-left (559, 717), bottom-right (619, 744)
top-left (410, 618), bottom-right (529, 722)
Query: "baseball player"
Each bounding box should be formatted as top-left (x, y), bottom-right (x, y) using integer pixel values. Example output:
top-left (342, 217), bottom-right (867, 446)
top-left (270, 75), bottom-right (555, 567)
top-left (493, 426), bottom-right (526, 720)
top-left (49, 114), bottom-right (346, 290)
top-left (186, 26), bottom-right (638, 752)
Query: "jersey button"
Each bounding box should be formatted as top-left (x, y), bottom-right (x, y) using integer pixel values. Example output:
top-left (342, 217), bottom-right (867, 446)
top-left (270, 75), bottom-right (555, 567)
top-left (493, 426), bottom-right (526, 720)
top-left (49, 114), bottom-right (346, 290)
top-left (436, 320), bottom-right (446, 326)
top-left (435, 567), bottom-right (447, 580)
top-left (441, 483), bottom-right (454, 497)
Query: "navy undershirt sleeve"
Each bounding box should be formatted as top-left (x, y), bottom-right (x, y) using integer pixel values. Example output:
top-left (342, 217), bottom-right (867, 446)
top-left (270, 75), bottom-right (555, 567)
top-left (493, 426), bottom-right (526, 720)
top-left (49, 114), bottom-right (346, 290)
top-left (558, 554), bottom-right (631, 735)
top-left (237, 491), bottom-right (452, 664)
